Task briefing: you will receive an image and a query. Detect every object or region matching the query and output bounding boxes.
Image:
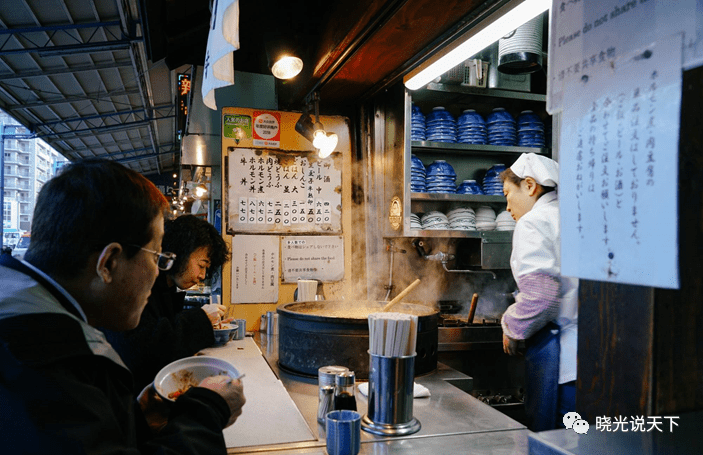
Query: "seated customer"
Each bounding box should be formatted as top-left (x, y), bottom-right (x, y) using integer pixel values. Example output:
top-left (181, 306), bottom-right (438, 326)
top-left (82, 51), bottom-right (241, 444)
top-left (105, 214), bottom-right (232, 391)
top-left (0, 159), bottom-right (245, 454)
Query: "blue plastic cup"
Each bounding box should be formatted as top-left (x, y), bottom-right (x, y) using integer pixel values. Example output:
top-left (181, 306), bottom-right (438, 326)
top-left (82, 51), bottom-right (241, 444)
top-left (326, 410), bottom-right (361, 455)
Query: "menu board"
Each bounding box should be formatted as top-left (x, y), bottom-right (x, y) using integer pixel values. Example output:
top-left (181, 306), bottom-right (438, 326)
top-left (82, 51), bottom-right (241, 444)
top-left (225, 147), bottom-right (342, 234)
top-left (560, 35), bottom-right (681, 289)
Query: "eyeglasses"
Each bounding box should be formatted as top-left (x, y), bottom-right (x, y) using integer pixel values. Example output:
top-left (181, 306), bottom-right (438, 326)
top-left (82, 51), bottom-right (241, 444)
top-left (128, 245), bottom-right (177, 271)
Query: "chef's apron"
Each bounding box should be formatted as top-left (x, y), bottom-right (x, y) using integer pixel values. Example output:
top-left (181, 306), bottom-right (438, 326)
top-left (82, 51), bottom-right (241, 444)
top-left (524, 321), bottom-right (560, 432)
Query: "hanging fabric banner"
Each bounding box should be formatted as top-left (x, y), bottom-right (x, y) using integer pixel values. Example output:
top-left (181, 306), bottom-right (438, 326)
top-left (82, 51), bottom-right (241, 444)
top-left (202, 0), bottom-right (240, 110)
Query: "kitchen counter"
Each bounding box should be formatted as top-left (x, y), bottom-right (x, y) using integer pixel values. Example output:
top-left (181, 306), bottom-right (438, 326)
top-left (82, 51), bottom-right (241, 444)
top-left (204, 333), bottom-right (529, 455)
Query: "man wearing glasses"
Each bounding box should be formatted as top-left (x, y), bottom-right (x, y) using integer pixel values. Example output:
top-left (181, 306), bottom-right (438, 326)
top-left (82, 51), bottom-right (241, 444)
top-left (0, 160), bottom-right (245, 454)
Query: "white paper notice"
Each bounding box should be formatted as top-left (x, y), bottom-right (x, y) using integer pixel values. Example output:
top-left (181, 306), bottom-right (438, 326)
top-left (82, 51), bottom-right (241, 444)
top-left (548, 0), bottom-right (700, 114)
top-left (281, 236), bottom-right (345, 282)
top-left (231, 235), bottom-right (279, 303)
top-left (560, 35), bottom-right (681, 289)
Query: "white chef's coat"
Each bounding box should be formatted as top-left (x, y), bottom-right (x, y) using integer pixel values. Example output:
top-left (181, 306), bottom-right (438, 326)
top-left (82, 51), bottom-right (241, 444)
top-left (510, 191), bottom-right (579, 384)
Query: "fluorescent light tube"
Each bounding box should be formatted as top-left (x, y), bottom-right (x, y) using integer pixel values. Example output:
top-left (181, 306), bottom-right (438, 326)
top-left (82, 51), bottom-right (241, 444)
top-left (404, 0), bottom-right (550, 90)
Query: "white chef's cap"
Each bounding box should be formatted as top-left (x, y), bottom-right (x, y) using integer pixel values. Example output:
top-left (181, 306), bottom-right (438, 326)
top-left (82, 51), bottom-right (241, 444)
top-left (510, 153), bottom-right (559, 187)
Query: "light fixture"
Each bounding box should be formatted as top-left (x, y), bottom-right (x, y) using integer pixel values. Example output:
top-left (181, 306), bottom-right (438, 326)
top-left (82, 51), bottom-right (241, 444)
top-left (266, 37), bottom-right (304, 80)
top-left (404, 0), bottom-right (550, 90)
top-left (295, 92), bottom-right (338, 158)
top-left (194, 184), bottom-right (208, 198)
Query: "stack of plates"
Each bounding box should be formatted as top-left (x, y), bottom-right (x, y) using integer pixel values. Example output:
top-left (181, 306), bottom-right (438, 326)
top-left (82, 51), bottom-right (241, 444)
top-left (410, 213), bottom-right (423, 230)
top-left (482, 164), bottom-right (506, 195)
top-left (411, 155), bottom-right (427, 192)
top-left (517, 110), bottom-right (545, 148)
top-left (495, 210), bottom-right (516, 231)
top-left (457, 109), bottom-right (487, 145)
top-left (447, 207), bottom-right (476, 231)
top-left (426, 107), bottom-right (457, 143)
top-left (486, 108), bottom-right (517, 146)
top-left (456, 179), bottom-right (484, 195)
top-left (426, 160), bottom-right (457, 194)
top-left (475, 206), bottom-right (497, 231)
top-left (421, 211), bottom-right (449, 230)
top-left (411, 105), bottom-right (427, 141)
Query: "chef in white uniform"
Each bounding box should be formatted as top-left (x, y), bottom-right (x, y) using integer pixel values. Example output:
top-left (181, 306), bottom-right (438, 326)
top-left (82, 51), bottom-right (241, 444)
top-left (499, 153), bottom-right (579, 432)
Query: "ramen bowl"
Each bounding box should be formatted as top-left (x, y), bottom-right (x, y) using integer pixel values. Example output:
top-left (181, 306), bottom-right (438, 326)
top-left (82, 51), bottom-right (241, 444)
top-left (154, 355), bottom-right (241, 401)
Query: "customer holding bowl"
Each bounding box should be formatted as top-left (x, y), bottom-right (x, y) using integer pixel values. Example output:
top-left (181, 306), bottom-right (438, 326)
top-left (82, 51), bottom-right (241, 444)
top-left (499, 153), bottom-right (579, 432)
top-left (0, 160), bottom-right (244, 454)
top-left (105, 214), bottom-right (232, 392)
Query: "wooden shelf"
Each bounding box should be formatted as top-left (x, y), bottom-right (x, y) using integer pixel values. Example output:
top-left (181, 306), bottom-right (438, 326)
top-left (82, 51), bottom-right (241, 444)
top-left (411, 141), bottom-right (548, 156)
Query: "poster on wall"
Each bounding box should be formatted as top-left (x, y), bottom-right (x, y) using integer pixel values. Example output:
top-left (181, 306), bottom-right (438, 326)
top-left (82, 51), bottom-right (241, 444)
top-left (225, 147), bottom-right (342, 234)
top-left (281, 236), bottom-right (345, 283)
top-left (547, 0), bottom-right (702, 114)
top-left (231, 235), bottom-right (280, 303)
top-left (559, 35), bottom-right (681, 289)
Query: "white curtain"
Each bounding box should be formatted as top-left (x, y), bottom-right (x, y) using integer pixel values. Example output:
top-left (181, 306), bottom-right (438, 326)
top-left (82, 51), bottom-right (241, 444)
top-left (201, 0), bottom-right (240, 110)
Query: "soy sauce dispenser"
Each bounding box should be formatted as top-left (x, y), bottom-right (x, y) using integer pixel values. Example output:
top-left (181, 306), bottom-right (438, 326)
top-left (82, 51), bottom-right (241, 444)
top-left (317, 366), bottom-right (348, 425)
top-left (334, 371), bottom-right (357, 411)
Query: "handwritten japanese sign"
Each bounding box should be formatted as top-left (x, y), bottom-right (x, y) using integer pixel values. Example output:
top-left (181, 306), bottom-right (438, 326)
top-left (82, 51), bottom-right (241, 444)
top-left (560, 35), bottom-right (680, 289)
top-left (548, 0), bottom-right (701, 114)
top-left (226, 147), bottom-right (342, 234)
top-left (231, 235), bottom-right (280, 303)
top-left (281, 236), bottom-right (345, 282)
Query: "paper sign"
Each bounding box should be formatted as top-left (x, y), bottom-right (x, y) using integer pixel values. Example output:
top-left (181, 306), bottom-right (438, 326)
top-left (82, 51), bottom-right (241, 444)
top-left (548, 0), bottom-right (700, 113)
top-left (281, 236), bottom-right (345, 282)
top-left (231, 235), bottom-right (279, 303)
top-left (560, 35), bottom-right (681, 289)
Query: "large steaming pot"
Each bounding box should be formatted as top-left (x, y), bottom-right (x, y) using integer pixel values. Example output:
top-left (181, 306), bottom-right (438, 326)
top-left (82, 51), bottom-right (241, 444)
top-left (277, 301), bottom-right (439, 379)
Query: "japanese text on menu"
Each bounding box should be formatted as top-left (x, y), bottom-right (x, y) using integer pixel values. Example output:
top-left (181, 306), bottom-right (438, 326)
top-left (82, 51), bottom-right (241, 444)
top-left (227, 147), bottom-right (342, 233)
top-left (560, 36), bottom-right (680, 289)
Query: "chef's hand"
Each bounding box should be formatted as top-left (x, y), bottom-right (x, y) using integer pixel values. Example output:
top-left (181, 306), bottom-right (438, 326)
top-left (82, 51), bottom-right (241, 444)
top-left (503, 333), bottom-right (519, 356)
top-left (202, 304), bottom-right (227, 325)
top-left (138, 382), bottom-right (170, 434)
top-left (198, 375), bottom-right (246, 428)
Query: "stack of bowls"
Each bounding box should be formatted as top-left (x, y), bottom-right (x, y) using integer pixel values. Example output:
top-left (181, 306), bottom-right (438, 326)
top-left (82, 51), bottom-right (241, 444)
top-left (457, 109), bottom-right (487, 145)
top-left (486, 108), bottom-right (517, 146)
top-left (456, 179), bottom-right (484, 195)
top-left (421, 211), bottom-right (449, 230)
top-left (447, 207), bottom-right (476, 231)
top-left (426, 160), bottom-right (457, 194)
top-left (411, 105), bottom-right (427, 141)
top-left (475, 206), bottom-right (497, 231)
top-left (517, 110), bottom-right (545, 148)
top-left (425, 107), bottom-right (457, 143)
top-left (410, 213), bottom-right (423, 230)
top-left (482, 164), bottom-right (506, 195)
top-left (411, 155), bottom-right (427, 193)
top-left (495, 210), bottom-right (516, 231)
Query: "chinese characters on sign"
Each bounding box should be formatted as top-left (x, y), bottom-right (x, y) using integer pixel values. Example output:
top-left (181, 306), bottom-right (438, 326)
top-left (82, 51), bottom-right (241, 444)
top-left (227, 147), bottom-right (342, 234)
top-left (231, 235), bottom-right (279, 303)
top-left (560, 36), bottom-right (681, 289)
top-left (281, 236), bottom-right (344, 282)
top-left (548, 0), bottom-right (700, 113)
top-left (595, 415), bottom-right (679, 433)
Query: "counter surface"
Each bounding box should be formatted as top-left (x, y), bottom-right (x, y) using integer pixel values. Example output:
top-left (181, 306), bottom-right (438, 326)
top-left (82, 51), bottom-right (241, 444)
top-left (204, 333), bottom-right (529, 454)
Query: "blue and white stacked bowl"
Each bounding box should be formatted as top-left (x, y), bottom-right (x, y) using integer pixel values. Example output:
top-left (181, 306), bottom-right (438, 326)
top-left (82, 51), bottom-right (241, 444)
top-left (447, 207), bottom-right (476, 231)
top-left (410, 155), bottom-right (427, 193)
top-left (475, 206), bottom-right (497, 231)
top-left (421, 211), bottom-right (449, 230)
top-left (425, 160), bottom-right (457, 194)
top-left (486, 108), bottom-right (517, 146)
top-left (495, 210), bottom-right (516, 231)
top-left (482, 164), bottom-right (506, 196)
top-left (410, 213), bottom-right (423, 230)
top-left (457, 109), bottom-right (487, 145)
top-left (516, 110), bottom-right (545, 148)
top-left (456, 179), bottom-right (484, 195)
top-left (411, 105), bottom-right (427, 142)
top-left (425, 107), bottom-right (457, 143)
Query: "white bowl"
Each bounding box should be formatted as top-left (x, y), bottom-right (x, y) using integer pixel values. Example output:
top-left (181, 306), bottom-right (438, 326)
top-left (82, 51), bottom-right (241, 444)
top-left (154, 355), bottom-right (241, 401)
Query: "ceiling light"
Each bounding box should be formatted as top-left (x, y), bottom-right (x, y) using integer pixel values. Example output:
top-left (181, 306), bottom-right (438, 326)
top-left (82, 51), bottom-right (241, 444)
top-left (295, 92), bottom-right (338, 159)
top-left (271, 55), bottom-right (304, 79)
top-left (404, 0), bottom-right (550, 90)
top-left (194, 184), bottom-right (208, 198)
